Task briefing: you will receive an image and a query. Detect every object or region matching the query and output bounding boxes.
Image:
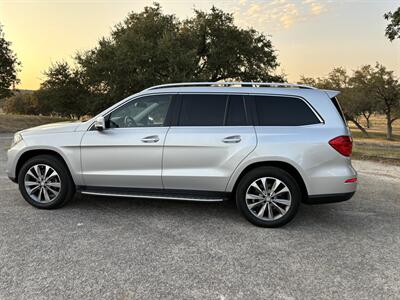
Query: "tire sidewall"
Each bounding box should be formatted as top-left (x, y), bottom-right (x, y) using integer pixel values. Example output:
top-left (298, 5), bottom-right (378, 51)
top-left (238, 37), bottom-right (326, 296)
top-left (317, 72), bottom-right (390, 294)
top-left (236, 167), bottom-right (301, 228)
top-left (18, 155), bottom-right (73, 209)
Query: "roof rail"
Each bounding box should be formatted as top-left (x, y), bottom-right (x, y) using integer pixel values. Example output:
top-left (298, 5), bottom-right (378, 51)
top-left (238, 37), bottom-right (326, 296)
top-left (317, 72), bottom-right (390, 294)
top-left (145, 82), bottom-right (316, 91)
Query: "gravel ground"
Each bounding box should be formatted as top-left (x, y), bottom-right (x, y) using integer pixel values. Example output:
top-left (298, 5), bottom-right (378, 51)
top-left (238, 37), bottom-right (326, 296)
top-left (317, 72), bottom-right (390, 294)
top-left (0, 134), bottom-right (399, 299)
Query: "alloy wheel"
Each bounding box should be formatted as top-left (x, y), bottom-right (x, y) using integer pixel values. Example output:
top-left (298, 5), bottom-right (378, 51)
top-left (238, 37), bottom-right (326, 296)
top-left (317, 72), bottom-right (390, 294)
top-left (24, 164), bottom-right (62, 203)
top-left (245, 177), bottom-right (292, 221)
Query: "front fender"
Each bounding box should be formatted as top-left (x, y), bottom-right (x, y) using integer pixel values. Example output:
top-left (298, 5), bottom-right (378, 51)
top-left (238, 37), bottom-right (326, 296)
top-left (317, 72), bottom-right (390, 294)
top-left (9, 131), bottom-right (84, 186)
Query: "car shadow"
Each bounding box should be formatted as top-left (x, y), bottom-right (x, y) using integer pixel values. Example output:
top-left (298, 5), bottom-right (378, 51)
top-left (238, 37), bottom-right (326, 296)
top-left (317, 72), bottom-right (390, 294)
top-left (63, 194), bottom-right (376, 231)
top-left (65, 193), bottom-right (238, 222)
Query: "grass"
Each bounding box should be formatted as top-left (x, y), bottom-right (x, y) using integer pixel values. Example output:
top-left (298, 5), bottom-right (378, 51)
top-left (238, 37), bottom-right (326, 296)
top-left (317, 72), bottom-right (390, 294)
top-left (349, 115), bottom-right (400, 165)
top-left (0, 113), bottom-right (70, 133)
top-left (349, 114), bottom-right (400, 141)
top-left (352, 144), bottom-right (400, 165)
top-left (351, 130), bottom-right (400, 144)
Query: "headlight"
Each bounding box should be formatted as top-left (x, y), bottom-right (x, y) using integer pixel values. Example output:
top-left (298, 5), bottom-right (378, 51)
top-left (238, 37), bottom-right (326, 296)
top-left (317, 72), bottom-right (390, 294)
top-left (11, 133), bottom-right (23, 148)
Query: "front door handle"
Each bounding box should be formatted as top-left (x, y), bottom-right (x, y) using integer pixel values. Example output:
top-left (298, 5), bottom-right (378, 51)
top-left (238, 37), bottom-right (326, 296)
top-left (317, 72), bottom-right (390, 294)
top-left (141, 135), bottom-right (160, 143)
top-left (222, 135), bottom-right (241, 143)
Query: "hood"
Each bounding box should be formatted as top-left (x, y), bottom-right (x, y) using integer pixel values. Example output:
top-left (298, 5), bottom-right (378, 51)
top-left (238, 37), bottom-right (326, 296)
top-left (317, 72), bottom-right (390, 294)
top-left (20, 121), bottom-right (81, 136)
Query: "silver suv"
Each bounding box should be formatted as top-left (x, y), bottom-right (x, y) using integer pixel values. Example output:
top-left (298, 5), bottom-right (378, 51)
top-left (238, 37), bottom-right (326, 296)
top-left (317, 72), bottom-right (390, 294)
top-left (7, 82), bottom-right (357, 227)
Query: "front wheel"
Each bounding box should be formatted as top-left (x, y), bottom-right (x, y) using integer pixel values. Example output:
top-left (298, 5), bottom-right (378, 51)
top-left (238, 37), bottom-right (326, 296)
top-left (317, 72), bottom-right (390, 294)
top-left (18, 155), bottom-right (75, 209)
top-left (236, 167), bottom-right (301, 227)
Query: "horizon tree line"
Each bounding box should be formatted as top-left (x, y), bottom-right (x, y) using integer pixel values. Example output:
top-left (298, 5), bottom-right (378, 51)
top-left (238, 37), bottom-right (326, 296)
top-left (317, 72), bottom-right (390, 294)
top-left (1, 4), bottom-right (400, 140)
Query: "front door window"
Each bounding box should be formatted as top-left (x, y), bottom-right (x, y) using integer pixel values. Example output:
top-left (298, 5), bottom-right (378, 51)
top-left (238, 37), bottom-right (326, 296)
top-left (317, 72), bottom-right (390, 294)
top-left (108, 95), bottom-right (172, 128)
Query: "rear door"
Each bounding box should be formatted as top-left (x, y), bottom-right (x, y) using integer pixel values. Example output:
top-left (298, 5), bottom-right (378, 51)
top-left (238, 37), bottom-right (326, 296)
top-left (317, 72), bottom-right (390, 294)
top-left (162, 94), bottom-right (257, 191)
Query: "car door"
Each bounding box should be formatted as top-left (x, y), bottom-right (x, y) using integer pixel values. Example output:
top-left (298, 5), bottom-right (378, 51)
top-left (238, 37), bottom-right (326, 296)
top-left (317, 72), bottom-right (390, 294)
top-left (80, 94), bottom-right (174, 189)
top-left (162, 94), bottom-right (257, 192)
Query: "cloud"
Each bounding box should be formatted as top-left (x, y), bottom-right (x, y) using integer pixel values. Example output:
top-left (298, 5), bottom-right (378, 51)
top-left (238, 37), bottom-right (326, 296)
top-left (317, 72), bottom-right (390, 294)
top-left (309, 2), bottom-right (325, 15)
top-left (279, 3), bottom-right (299, 28)
top-left (232, 0), bottom-right (329, 31)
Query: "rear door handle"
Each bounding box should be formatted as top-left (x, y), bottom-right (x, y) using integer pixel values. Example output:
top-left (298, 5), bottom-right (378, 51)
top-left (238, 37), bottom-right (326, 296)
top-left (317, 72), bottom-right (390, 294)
top-left (222, 135), bottom-right (241, 143)
top-left (141, 135), bottom-right (160, 143)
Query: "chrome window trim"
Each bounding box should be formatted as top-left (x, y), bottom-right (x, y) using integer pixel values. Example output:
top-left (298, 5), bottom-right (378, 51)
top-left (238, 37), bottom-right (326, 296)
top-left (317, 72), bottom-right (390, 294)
top-left (176, 92), bottom-right (325, 125)
top-left (88, 91), bottom-right (324, 130)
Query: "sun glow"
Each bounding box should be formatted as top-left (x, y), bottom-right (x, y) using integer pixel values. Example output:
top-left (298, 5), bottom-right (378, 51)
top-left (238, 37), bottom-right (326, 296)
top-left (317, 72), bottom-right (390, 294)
top-left (1, 0), bottom-right (399, 90)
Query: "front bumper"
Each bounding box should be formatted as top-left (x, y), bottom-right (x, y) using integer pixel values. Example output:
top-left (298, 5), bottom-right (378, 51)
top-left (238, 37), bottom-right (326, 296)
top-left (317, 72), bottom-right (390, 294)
top-left (6, 139), bottom-right (26, 183)
top-left (303, 191), bottom-right (355, 204)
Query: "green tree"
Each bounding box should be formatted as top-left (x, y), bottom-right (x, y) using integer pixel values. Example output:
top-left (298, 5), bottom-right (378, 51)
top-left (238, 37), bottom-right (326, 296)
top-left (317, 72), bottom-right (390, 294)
top-left (298, 76), bottom-right (317, 87)
top-left (2, 93), bottom-right (38, 115)
top-left (350, 64), bottom-right (400, 140)
top-left (384, 7), bottom-right (400, 41)
top-left (36, 62), bottom-right (90, 119)
top-left (0, 24), bottom-right (21, 99)
top-left (341, 87), bottom-right (375, 133)
top-left (75, 3), bottom-right (283, 113)
top-left (76, 3), bottom-right (195, 112)
top-left (182, 6), bottom-right (283, 82)
top-left (299, 68), bottom-right (373, 137)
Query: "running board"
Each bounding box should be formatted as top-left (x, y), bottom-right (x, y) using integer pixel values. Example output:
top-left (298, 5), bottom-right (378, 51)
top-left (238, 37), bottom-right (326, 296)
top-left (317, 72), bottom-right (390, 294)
top-left (78, 186), bottom-right (228, 202)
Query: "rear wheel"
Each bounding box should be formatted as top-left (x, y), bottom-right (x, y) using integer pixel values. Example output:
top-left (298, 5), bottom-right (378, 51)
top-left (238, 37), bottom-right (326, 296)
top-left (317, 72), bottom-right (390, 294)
top-left (18, 155), bottom-right (75, 209)
top-left (236, 167), bottom-right (301, 227)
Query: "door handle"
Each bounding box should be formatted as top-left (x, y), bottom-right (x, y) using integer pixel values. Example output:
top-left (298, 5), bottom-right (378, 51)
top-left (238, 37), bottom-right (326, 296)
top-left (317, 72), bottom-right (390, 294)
top-left (141, 135), bottom-right (160, 143)
top-left (222, 135), bottom-right (241, 143)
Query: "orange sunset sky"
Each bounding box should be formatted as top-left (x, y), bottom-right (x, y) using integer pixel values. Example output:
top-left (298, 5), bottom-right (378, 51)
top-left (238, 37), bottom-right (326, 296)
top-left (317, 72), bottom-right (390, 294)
top-left (1, 0), bottom-right (399, 90)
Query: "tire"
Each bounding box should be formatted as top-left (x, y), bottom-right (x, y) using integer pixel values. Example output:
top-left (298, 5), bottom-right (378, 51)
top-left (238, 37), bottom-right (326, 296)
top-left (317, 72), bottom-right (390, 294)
top-left (18, 155), bottom-right (75, 209)
top-left (235, 166), bottom-right (301, 228)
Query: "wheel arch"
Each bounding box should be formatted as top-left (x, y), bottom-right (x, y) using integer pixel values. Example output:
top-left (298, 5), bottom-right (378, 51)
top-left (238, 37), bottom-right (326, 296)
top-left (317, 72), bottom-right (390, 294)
top-left (229, 160), bottom-right (309, 201)
top-left (15, 149), bottom-right (76, 185)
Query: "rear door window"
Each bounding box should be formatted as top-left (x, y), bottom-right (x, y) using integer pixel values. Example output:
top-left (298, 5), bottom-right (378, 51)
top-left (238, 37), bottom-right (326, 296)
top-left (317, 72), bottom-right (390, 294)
top-left (178, 94), bottom-right (227, 126)
top-left (254, 96), bottom-right (320, 126)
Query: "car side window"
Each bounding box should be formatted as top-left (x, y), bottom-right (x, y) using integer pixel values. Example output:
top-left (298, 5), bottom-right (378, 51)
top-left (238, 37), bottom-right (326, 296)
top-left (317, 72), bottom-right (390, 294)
top-left (254, 96), bottom-right (320, 126)
top-left (108, 95), bottom-right (172, 128)
top-left (178, 94), bottom-right (227, 126)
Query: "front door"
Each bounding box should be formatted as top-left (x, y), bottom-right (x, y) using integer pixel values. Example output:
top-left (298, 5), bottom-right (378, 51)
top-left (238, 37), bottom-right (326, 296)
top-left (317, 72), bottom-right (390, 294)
top-left (80, 94), bottom-right (173, 188)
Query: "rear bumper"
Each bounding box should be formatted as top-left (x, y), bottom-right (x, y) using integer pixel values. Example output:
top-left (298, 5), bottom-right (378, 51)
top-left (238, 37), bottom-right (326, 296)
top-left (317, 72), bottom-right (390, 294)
top-left (303, 191), bottom-right (355, 204)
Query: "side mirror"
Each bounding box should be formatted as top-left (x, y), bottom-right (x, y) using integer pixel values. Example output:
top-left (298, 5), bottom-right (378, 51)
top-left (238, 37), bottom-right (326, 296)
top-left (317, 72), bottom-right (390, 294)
top-left (94, 116), bottom-right (106, 131)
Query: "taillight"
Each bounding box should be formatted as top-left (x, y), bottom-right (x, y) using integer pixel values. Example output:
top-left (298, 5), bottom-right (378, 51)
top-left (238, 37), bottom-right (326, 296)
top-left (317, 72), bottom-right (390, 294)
top-left (329, 136), bottom-right (353, 157)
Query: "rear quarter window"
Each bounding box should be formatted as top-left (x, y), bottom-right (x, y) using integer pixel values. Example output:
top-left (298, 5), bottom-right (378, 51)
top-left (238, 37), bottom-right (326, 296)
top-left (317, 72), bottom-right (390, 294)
top-left (254, 96), bottom-right (321, 126)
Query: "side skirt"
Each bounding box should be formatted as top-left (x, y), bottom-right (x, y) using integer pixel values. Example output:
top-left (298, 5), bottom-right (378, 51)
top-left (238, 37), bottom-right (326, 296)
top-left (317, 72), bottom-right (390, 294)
top-left (76, 186), bottom-right (230, 202)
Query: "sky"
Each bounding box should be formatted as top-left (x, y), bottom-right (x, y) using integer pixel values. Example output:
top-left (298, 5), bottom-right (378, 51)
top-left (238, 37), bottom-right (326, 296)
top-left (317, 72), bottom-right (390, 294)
top-left (1, 0), bottom-right (399, 90)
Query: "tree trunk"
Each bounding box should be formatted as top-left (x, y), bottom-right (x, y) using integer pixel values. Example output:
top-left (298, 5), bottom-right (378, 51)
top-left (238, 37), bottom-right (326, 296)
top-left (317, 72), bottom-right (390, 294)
top-left (362, 112), bottom-right (372, 128)
top-left (387, 120), bottom-right (393, 140)
top-left (350, 119), bottom-right (369, 137)
top-left (386, 117), bottom-right (397, 141)
top-left (386, 110), bottom-right (393, 140)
